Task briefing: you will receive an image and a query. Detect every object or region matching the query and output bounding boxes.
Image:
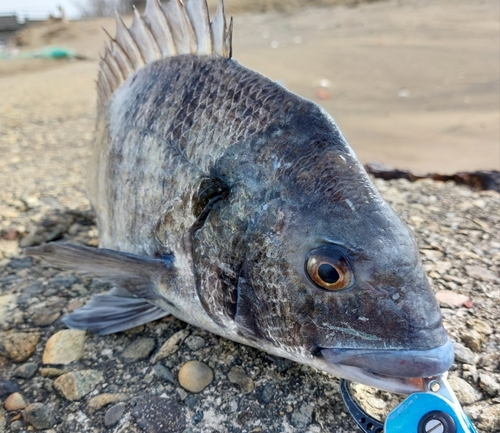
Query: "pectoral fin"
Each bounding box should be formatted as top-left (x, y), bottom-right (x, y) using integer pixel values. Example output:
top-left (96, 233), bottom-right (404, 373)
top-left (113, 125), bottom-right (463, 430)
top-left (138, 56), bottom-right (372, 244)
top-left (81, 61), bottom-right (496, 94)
top-left (25, 242), bottom-right (176, 334)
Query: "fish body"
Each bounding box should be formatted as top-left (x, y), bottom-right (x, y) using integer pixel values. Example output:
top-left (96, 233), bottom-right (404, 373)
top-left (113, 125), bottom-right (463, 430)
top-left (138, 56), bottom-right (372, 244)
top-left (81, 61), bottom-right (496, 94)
top-left (28, 0), bottom-right (453, 394)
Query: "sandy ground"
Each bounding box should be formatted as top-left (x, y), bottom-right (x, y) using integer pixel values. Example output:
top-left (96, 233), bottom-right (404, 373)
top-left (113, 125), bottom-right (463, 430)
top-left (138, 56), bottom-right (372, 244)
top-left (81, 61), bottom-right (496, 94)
top-left (2, 0), bottom-right (499, 174)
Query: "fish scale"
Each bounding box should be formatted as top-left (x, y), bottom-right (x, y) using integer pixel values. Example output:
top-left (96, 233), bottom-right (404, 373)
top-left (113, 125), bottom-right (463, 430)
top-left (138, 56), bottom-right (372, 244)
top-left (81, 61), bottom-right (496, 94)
top-left (27, 0), bottom-right (455, 395)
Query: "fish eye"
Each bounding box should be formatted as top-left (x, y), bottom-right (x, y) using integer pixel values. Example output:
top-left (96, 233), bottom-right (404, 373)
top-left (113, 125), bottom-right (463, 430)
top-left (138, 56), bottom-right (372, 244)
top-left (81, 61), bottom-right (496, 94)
top-left (306, 246), bottom-right (353, 291)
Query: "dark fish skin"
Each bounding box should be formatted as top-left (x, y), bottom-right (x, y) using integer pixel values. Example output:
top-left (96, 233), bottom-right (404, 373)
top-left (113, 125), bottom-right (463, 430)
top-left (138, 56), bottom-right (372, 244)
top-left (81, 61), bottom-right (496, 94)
top-left (27, 9), bottom-right (454, 393)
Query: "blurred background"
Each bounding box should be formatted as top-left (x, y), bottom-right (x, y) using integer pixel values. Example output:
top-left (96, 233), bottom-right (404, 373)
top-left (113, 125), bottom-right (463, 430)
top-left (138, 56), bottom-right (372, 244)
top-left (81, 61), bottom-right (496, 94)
top-left (0, 0), bottom-right (498, 174)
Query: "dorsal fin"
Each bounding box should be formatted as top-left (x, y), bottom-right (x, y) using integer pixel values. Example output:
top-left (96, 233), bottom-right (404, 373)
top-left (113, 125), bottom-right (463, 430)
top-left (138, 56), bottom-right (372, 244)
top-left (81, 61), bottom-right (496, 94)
top-left (97, 0), bottom-right (233, 112)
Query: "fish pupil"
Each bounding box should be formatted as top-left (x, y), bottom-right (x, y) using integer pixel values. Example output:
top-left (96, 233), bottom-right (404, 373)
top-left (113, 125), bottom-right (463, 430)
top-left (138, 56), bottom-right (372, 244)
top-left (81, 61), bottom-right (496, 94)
top-left (318, 263), bottom-right (339, 284)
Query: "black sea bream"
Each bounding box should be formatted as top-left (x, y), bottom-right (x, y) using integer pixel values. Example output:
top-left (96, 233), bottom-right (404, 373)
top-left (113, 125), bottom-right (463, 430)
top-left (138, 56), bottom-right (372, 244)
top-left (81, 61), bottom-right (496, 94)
top-left (28, 0), bottom-right (454, 394)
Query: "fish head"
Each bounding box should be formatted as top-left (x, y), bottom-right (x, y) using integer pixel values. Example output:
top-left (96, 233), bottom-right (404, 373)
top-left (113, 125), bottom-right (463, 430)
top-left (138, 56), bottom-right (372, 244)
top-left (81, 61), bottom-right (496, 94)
top-left (230, 106), bottom-right (453, 394)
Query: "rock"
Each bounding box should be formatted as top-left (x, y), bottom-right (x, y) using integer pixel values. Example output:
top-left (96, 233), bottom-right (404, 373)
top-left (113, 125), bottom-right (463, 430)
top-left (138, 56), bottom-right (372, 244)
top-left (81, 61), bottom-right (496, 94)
top-left (461, 329), bottom-right (484, 352)
top-left (0, 294), bottom-right (17, 322)
top-left (22, 403), bottom-right (55, 430)
top-left (290, 402), bottom-right (314, 428)
top-left (465, 265), bottom-right (499, 282)
top-left (12, 362), bottom-right (38, 379)
top-left (479, 373), bottom-right (500, 396)
top-left (4, 392), bottom-right (27, 411)
top-left (0, 409), bottom-right (5, 433)
top-left (131, 397), bottom-right (186, 433)
top-left (448, 375), bottom-right (482, 404)
top-left (9, 419), bottom-right (21, 432)
top-left (121, 337), bottom-right (155, 363)
top-left (435, 290), bottom-right (471, 308)
top-left (478, 352), bottom-right (500, 371)
top-left (0, 380), bottom-right (19, 400)
top-left (40, 367), bottom-right (69, 377)
top-left (31, 308), bottom-right (60, 327)
top-left (8, 257), bottom-right (32, 269)
top-left (153, 363), bottom-right (175, 383)
top-left (453, 341), bottom-right (476, 365)
top-left (184, 336), bottom-right (206, 351)
top-left (267, 355), bottom-right (294, 373)
top-left (53, 370), bottom-right (104, 401)
top-left (104, 402), bottom-right (126, 427)
top-left (88, 393), bottom-right (130, 412)
top-left (466, 318), bottom-right (492, 335)
top-left (257, 383), bottom-right (275, 404)
top-left (0, 332), bottom-right (40, 362)
top-left (42, 329), bottom-right (86, 365)
top-left (477, 404), bottom-right (500, 431)
top-left (227, 366), bottom-right (254, 394)
top-left (178, 361), bottom-right (213, 393)
top-left (151, 330), bottom-right (189, 363)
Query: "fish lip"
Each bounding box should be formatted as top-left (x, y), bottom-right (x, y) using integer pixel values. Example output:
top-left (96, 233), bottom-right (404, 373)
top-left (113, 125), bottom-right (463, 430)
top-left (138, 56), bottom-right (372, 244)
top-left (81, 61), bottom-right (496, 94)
top-left (319, 338), bottom-right (454, 394)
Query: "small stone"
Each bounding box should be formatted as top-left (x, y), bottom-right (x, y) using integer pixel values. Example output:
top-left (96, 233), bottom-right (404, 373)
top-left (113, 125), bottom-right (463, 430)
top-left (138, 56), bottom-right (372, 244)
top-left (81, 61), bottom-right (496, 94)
top-left (88, 393), bottom-right (130, 412)
top-left (257, 383), bottom-right (275, 404)
top-left (31, 308), bottom-right (60, 327)
top-left (54, 370), bottom-right (104, 401)
top-left (0, 380), bottom-right (19, 400)
top-left (153, 363), bottom-right (175, 383)
top-left (104, 403), bottom-right (126, 427)
top-left (131, 397), bottom-right (186, 433)
top-left (9, 419), bottom-right (21, 432)
top-left (4, 393), bottom-right (27, 411)
top-left (8, 257), bottom-right (32, 269)
top-left (461, 329), bottom-right (484, 352)
top-left (184, 336), bottom-right (205, 351)
top-left (478, 352), bottom-right (500, 371)
top-left (0, 294), bottom-right (17, 322)
top-left (227, 366), bottom-right (254, 394)
top-left (12, 363), bottom-right (38, 379)
top-left (453, 341), bottom-right (476, 365)
top-left (0, 332), bottom-right (40, 362)
top-left (121, 338), bottom-right (155, 363)
top-left (465, 265), bottom-right (499, 282)
top-left (42, 329), bottom-right (86, 365)
top-left (23, 403), bottom-right (55, 430)
top-left (290, 402), bottom-right (314, 428)
top-left (151, 330), bottom-right (189, 363)
top-left (0, 410), bottom-right (5, 433)
top-left (479, 373), bottom-right (500, 396)
top-left (178, 361), bottom-right (213, 393)
top-left (466, 318), bottom-right (492, 336)
top-left (40, 367), bottom-right (69, 377)
top-left (448, 375), bottom-right (482, 404)
top-left (435, 290), bottom-right (470, 308)
top-left (477, 404), bottom-right (500, 431)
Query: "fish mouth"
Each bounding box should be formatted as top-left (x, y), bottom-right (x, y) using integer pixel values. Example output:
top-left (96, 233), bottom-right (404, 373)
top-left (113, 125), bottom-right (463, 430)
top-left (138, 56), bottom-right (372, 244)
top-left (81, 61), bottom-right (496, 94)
top-left (319, 338), bottom-right (454, 394)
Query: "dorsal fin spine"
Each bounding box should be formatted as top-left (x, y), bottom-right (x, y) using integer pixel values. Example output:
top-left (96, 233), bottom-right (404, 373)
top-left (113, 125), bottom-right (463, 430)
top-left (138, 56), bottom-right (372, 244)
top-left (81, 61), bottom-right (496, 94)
top-left (97, 0), bottom-right (233, 113)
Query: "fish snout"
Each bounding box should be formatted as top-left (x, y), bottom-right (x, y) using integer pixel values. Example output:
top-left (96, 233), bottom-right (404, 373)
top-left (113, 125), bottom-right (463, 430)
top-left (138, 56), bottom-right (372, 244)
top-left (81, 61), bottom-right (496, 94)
top-left (321, 338), bottom-right (454, 379)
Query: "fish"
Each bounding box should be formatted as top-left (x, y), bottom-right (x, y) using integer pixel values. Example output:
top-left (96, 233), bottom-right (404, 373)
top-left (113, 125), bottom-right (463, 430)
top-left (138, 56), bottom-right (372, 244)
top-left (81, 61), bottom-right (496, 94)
top-left (26, 0), bottom-right (454, 394)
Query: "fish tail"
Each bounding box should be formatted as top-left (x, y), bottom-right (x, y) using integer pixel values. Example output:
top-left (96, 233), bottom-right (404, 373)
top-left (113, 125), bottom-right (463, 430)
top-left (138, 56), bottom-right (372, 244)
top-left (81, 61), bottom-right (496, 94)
top-left (97, 0), bottom-right (233, 112)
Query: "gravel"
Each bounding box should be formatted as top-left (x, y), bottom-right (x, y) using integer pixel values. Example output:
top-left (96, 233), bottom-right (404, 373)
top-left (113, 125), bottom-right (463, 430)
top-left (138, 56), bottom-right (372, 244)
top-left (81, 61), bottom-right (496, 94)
top-left (1, 27), bottom-right (499, 433)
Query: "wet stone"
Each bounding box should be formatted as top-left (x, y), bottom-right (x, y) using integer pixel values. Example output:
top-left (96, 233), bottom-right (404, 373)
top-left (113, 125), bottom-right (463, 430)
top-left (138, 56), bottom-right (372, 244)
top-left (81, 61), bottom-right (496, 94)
top-left (153, 363), bottom-right (175, 383)
top-left (4, 392), bottom-right (27, 411)
top-left (131, 397), bottom-right (186, 433)
top-left (121, 338), bottom-right (155, 363)
top-left (228, 366), bottom-right (254, 394)
top-left (178, 361), bottom-right (213, 393)
top-left (54, 370), bottom-right (104, 401)
top-left (23, 403), bottom-right (55, 430)
top-left (12, 362), bottom-right (38, 379)
top-left (104, 402), bottom-right (126, 427)
top-left (43, 329), bottom-right (86, 365)
top-left (0, 380), bottom-right (19, 400)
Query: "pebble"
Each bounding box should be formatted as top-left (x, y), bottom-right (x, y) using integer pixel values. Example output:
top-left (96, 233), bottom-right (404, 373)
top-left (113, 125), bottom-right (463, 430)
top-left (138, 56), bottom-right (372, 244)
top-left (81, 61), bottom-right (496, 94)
top-left (53, 370), bottom-right (104, 401)
top-left (4, 393), bottom-right (27, 411)
top-left (227, 366), bottom-right (254, 394)
top-left (151, 330), bottom-right (189, 363)
top-left (465, 265), bottom-right (499, 282)
top-left (178, 361), bottom-right (213, 393)
top-left (0, 380), bottom-right (19, 400)
top-left (42, 329), bottom-right (86, 365)
top-left (31, 307), bottom-right (60, 327)
top-left (479, 373), bottom-right (500, 396)
top-left (0, 294), bottom-right (16, 322)
top-left (87, 393), bottom-right (130, 412)
top-left (12, 362), bottom-right (38, 379)
top-left (477, 404), bottom-right (500, 431)
top-left (104, 402), bottom-right (126, 427)
top-left (131, 397), bottom-right (186, 433)
top-left (461, 329), bottom-right (484, 352)
top-left (466, 318), bottom-right (492, 336)
top-left (0, 332), bottom-right (40, 362)
top-left (40, 367), bottom-right (70, 377)
top-left (153, 363), bottom-right (175, 383)
top-left (184, 335), bottom-right (206, 351)
top-left (453, 341), bottom-right (476, 365)
top-left (121, 337), bottom-right (156, 363)
top-left (290, 402), bottom-right (314, 428)
top-left (257, 383), bottom-right (275, 404)
top-left (448, 375), bottom-right (482, 404)
top-left (22, 403), bottom-right (55, 430)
